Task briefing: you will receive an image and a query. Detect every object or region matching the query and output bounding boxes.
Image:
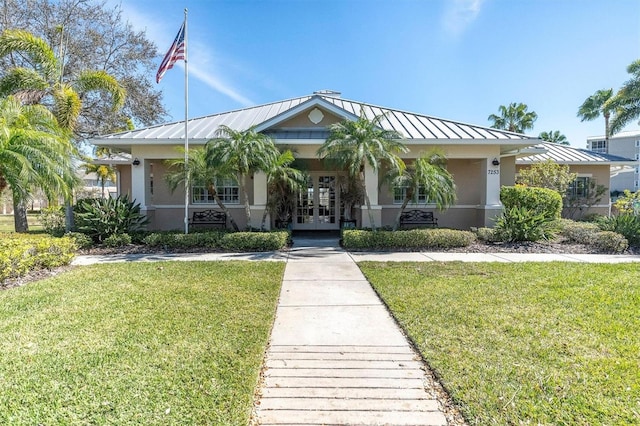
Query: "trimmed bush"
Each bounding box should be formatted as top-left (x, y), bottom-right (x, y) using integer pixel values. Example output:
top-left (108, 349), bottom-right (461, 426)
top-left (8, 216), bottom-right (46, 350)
top-left (561, 221), bottom-right (601, 244)
top-left (220, 231), bottom-right (289, 252)
top-left (501, 185), bottom-right (563, 220)
top-left (103, 233), bottom-right (132, 248)
top-left (342, 229), bottom-right (476, 251)
top-left (0, 235), bottom-right (76, 283)
top-left (475, 227), bottom-right (499, 242)
top-left (593, 231), bottom-right (629, 253)
top-left (142, 230), bottom-right (288, 251)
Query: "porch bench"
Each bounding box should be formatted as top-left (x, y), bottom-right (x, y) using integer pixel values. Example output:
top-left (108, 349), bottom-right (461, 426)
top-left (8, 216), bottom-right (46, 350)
top-left (189, 209), bottom-right (227, 228)
top-left (399, 209), bottom-right (438, 228)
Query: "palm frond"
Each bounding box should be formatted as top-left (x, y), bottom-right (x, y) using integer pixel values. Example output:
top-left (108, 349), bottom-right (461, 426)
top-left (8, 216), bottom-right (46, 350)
top-left (0, 29), bottom-right (59, 81)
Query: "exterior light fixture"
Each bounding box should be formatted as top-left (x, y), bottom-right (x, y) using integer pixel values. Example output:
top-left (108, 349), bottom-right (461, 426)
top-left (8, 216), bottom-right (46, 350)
top-left (492, 158), bottom-right (500, 166)
top-left (132, 158), bottom-right (141, 166)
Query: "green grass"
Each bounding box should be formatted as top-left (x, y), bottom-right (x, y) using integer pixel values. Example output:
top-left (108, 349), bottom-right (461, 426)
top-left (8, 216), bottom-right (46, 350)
top-left (0, 261), bottom-right (284, 425)
top-left (0, 214), bottom-right (43, 232)
top-left (360, 262), bottom-right (640, 425)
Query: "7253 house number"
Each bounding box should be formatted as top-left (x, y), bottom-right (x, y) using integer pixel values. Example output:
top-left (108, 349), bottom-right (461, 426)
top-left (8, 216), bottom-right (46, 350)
top-left (487, 169), bottom-right (500, 175)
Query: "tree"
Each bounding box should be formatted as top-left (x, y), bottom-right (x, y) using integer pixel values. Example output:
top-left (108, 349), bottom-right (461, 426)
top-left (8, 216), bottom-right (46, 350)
top-left (0, 28), bottom-right (126, 229)
top-left (539, 130), bottom-right (569, 145)
top-left (0, 96), bottom-right (77, 232)
top-left (317, 109), bottom-right (407, 230)
top-left (260, 150), bottom-right (307, 230)
top-left (488, 103), bottom-right (538, 133)
top-left (0, 29), bottom-right (126, 139)
top-left (0, 0), bottom-right (166, 136)
top-left (577, 88), bottom-right (614, 142)
top-left (165, 148), bottom-right (241, 231)
top-left (608, 59), bottom-right (640, 135)
top-left (205, 125), bottom-right (279, 230)
top-left (82, 161), bottom-right (116, 198)
top-left (386, 151), bottom-right (457, 231)
top-left (517, 159), bottom-right (577, 196)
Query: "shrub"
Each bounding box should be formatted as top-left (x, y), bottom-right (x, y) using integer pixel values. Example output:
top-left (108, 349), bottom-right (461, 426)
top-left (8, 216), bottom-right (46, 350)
top-left (74, 195), bottom-right (149, 242)
top-left (475, 227), bottom-right (500, 242)
top-left (64, 232), bottom-right (93, 249)
top-left (342, 229), bottom-right (476, 251)
top-left (103, 233), bottom-right (132, 248)
top-left (0, 235), bottom-right (76, 283)
top-left (561, 220), bottom-right (601, 244)
top-left (142, 231), bottom-right (224, 249)
top-left (494, 206), bottom-right (559, 242)
top-left (593, 231), bottom-right (629, 253)
top-left (500, 185), bottom-right (563, 220)
top-left (220, 231), bottom-right (289, 252)
top-left (597, 214), bottom-right (640, 246)
top-left (39, 206), bottom-right (66, 237)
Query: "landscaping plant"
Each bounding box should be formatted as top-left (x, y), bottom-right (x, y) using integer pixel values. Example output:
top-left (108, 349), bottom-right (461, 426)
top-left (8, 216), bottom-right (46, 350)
top-left (73, 195), bottom-right (148, 242)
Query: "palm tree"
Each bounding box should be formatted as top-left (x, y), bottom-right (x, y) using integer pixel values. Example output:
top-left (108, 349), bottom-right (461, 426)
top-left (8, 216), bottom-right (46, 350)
top-left (0, 96), bottom-right (77, 232)
top-left (0, 29), bottom-right (126, 137)
top-left (82, 162), bottom-right (116, 198)
top-left (0, 29), bottom-right (126, 230)
top-left (317, 109), bottom-right (407, 230)
top-left (488, 103), bottom-right (538, 133)
top-left (205, 125), bottom-right (279, 230)
top-left (608, 59), bottom-right (640, 135)
top-left (539, 130), bottom-right (569, 145)
top-left (577, 88), bottom-right (614, 142)
top-left (165, 148), bottom-right (241, 231)
top-left (260, 149), bottom-right (308, 230)
top-left (386, 151), bottom-right (457, 231)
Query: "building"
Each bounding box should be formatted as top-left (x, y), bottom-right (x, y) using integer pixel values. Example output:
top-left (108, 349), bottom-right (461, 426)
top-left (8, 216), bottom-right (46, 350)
top-left (587, 130), bottom-right (640, 195)
top-left (89, 92), bottom-right (629, 231)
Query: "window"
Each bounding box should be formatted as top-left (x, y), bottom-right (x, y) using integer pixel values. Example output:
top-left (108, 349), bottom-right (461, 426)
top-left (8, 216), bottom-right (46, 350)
top-left (192, 178), bottom-right (239, 204)
top-left (567, 177), bottom-right (591, 198)
top-left (393, 185), bottom-right (430, 204)
top-left (589, 140), bottom-right (607, 153)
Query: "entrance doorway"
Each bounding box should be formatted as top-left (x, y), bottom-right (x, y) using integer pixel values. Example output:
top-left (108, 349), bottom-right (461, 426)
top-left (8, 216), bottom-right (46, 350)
top-left (294, 173), bottom-right (340, 230)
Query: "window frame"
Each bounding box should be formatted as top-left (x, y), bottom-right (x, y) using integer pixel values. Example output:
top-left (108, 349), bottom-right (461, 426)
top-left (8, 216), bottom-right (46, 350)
top-left (192, 178), bottom-right (239, 205)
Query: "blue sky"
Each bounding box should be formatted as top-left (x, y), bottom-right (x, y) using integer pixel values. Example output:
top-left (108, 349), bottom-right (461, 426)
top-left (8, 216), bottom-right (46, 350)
top-left (117, 0), bottom-right (640, 147)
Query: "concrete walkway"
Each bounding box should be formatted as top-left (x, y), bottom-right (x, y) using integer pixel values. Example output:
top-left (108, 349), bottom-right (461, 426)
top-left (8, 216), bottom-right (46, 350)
top-left (253, 237), bottom-right (450, 426)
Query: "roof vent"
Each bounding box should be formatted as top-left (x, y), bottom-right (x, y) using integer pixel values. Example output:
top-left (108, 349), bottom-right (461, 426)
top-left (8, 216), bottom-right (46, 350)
top-left (313, 89), bottom-right (341, 98)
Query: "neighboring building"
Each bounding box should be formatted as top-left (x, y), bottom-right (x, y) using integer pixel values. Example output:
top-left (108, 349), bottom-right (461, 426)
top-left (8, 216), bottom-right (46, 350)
top-left (517, 142), bottom-right (635, 218)
top-left (587, 130), bottom-right (640, 195)
top-left (89, 92), bottom-right (628, 231)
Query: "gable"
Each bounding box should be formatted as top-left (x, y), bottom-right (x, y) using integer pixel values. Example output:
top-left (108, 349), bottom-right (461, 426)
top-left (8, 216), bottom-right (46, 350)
top-left (276, 106), bottom-right (344, 129)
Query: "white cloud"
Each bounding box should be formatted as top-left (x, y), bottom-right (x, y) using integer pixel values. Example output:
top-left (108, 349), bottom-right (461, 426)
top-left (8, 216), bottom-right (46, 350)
top-left (117, 2), bottom-right (253, 107)
top-left (442, 0), bottom-right (486, 37)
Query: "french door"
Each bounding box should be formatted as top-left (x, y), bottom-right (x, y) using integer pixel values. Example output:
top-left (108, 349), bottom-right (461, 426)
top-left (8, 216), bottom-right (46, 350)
top-left (294, 173), bottom-right (339, 230)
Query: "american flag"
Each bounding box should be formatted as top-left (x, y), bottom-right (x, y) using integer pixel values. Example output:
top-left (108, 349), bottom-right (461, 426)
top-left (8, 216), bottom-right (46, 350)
top-left (156, 22), bottom-right (186, 83)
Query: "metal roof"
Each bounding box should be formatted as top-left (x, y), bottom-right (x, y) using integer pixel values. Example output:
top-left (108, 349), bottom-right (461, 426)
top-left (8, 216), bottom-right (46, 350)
top-left (93, 93), bottom-right (534, 145)
top-left (516, 142), bottom-right (635, 165)
top-left (587, 129), bottom-right (640, 141)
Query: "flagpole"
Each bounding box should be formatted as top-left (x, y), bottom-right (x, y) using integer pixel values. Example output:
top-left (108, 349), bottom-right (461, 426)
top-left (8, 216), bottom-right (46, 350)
top-left (183, 8), bottom-right (189, 234)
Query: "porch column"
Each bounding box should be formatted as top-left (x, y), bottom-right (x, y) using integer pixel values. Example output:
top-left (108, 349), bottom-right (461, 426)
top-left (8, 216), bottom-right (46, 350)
top-left (478, 157), bottom-right (503, 227)
top-left (251, 171), bottom-right (268, 229)
top-left (361, 163), bottom-right (382, 228)
top-left (131, 158), bottom-right (155, 228)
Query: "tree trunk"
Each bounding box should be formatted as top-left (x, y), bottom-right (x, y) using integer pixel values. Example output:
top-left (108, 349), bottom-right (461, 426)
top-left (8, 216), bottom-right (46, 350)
top-left (209, 184), bottom-right (239, 231)
top-left (392, 196), bottom-right (412, 231)
top-left (240, 177), bottom-right (252, 231)
top-left (360, 172), bottom-right (376, 231)
top-left (12, 195), bottom-right (29, 233)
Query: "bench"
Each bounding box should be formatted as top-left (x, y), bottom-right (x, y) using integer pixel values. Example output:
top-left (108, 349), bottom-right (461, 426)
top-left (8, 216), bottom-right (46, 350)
top-left (189, 209), bottom-right (227, 228)
top-left (399, 209), bottom-right (438, 228)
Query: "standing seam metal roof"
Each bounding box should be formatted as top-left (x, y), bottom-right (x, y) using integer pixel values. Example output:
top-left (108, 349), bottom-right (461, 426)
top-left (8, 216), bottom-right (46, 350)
top-left (98, 94), bottom-right (533, 141)
top-left (517, 142), bottom-right (635, 164)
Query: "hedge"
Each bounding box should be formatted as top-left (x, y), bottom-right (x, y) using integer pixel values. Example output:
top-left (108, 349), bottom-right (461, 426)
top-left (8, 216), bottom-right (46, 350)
top-left (0, 234), bottom-right (77, 284)
top-left (142, 230), bottom-right (288, 252)
top-left (342, 228), bottom-right (476, 251)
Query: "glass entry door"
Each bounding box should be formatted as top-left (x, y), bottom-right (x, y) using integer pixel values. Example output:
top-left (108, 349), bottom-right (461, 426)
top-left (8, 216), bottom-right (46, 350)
top-left (294, 173), bottom-right (339, 230)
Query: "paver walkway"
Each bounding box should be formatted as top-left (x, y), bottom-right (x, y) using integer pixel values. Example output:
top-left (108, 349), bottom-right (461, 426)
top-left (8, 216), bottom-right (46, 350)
top-left (253, 237), bottom-right (449, 426)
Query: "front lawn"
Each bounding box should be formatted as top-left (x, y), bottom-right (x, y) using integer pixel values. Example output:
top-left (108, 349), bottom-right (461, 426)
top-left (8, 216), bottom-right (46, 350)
top-left (0, 214), bottom-right (43, 232)
top-left (360, 262), bottom-right (640, 425)
top-left (0, 261), bottom-right (284, 425)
